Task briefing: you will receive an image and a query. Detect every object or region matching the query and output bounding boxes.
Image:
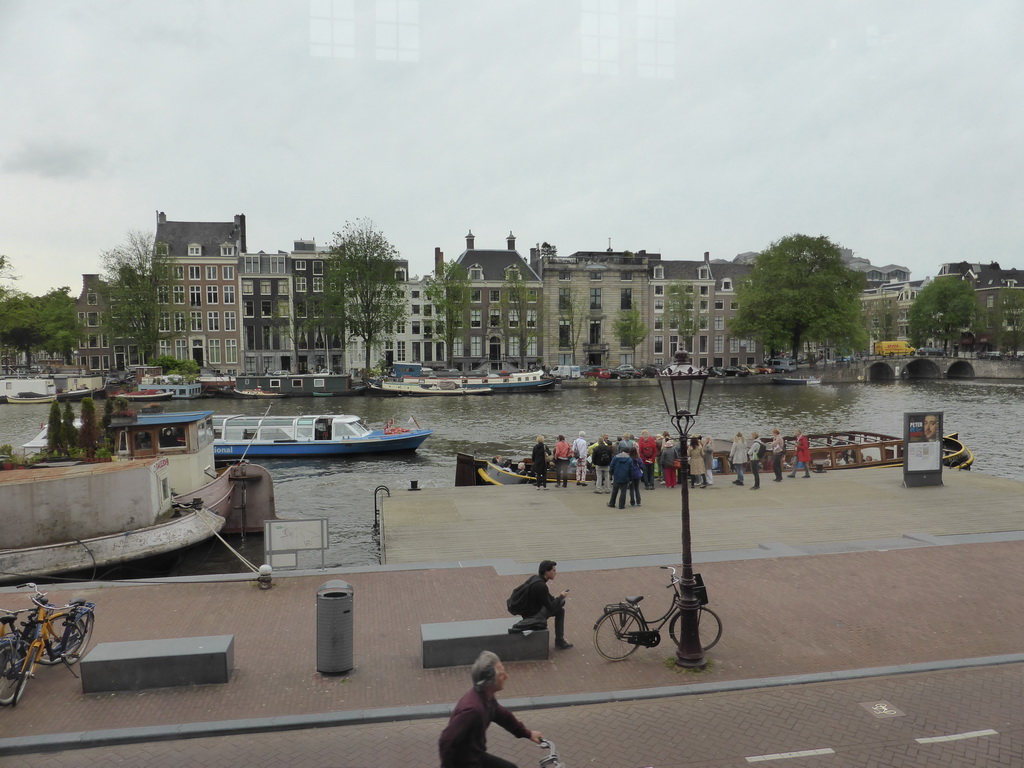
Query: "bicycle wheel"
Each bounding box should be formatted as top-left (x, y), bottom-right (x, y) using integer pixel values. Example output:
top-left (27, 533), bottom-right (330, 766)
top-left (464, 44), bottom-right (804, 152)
top-left (40, 612), bottom-right (95, 666)
top-left (0, 641), bottom-right (21, 706)
top-left (668, 605), bottom-right (723, 651)
top-left (1, 643), bottom-right (38, 707)
top-left (593, 608), bottom-right (643, 661)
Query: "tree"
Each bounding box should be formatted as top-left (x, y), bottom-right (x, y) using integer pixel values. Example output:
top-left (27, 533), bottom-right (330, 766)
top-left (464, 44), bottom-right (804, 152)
top-left (46, 400), bottom-right (64, 455)
top-left (324, 219), bottom-right (407, 371)
top-left (62, 402), bottom-right (78, 454)
top-left (152, 355), bottom-right (200, 378)
top-left (864, 296), bottom-right (898, 344)
top-left (557, 285), bottom-right (586, 365)
top-left (998, 289), bottom-right (1024, 355)
top-left (99, 230), bottom-right (171, 364)
top-left (425, 260), bottom-right (471, 368)
top-left (614, 308), bottom-right (648, 362)
top-left (78, 397), bottom-right (100, 458)
top-left (908, 277), bottom-right (977, 352)
top-left (499, 266), bottom-right (539, 369)
top-left (0, 289), bottom-right (79, 367)
top-left (731, 234), bottom-right (867, 358)
top-left (664, 283), bottom-right (698, 351)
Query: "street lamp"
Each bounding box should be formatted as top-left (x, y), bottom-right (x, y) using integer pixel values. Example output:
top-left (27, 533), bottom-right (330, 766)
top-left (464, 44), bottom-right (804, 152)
top-left (657, 349), bottom-right (709, 669)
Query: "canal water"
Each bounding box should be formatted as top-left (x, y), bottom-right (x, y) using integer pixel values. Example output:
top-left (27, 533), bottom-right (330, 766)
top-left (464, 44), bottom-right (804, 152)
top-left (1, 378), bottom-right (1020, 574)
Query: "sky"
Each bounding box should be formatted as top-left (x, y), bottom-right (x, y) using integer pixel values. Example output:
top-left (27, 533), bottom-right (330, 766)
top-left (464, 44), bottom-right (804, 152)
top-left (3, 1), bottom-right (1023, 297)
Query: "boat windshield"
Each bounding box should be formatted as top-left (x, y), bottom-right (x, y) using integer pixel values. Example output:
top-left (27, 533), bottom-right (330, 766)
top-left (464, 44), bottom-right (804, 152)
top-left (333, 418), bottom-right (372, 438)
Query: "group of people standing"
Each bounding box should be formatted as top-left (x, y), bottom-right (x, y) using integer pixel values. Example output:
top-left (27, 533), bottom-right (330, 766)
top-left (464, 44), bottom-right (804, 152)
top-left (528, 427), bottom-right (814, 497)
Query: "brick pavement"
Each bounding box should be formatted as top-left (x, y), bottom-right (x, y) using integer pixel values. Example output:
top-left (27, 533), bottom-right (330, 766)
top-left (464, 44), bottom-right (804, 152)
top-left (1, 536), bottom-right (1024, 760)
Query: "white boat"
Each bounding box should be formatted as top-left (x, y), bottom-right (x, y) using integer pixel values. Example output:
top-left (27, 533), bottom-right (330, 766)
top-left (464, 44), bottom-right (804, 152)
top-left (6, 393), bottom-right (57, 404)
top-left (138, 373), bottom-right (204, 399)
top-left (212, 413), bottom-right (432, 460)
top-left (772, 376), bottom-right (822, 386)
top-left (4, 410), bottom-right (278, 583)
top-left (367, 379), bottom-right (494, 397)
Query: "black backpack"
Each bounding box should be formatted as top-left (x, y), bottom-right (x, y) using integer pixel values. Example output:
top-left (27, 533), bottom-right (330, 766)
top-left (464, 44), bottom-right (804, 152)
top-left (507, 575), bottom-right (540, 616)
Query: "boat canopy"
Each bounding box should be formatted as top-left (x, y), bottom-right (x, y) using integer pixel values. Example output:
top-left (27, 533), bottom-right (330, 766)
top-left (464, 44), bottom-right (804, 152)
top-left (213, 414), bottom-right (373, 442)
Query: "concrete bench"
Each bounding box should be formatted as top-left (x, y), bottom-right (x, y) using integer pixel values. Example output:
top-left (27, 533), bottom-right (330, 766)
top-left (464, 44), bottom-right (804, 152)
top-left (81, 635), bottom-right (234, 693)
top-left (421, 618), bottom-right (549, 669)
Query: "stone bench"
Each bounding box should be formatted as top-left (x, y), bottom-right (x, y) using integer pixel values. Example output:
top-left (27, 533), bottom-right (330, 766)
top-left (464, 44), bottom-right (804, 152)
top-left (421, 618), bottom-right (549, 669)
top-left (81, 635), bottom-right (234, 693)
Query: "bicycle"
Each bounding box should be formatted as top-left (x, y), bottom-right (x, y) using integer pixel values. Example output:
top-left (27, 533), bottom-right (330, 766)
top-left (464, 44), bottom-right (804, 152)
top-left (538, 739), bottom-right (564, 768)
top-left (592, 566), bottom-right (722, 661)
top-left (0, 583), bottom-right (96, 707)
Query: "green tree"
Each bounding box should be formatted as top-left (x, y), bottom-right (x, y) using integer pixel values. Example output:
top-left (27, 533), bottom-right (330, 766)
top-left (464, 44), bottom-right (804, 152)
top-left (499, 266), bottom-right (539, 369)
top-left (0, 289), bottom-right (78, 367)
top-left (425, 260), bottom-right (471, 368)
top-left (908, 277), bottom-right (977, 352)
top-left (864, 296), bottom-right (898, 344)
top-left (664, 283), bottom-right (698, 350)
top-left (62, 402), bottom-right (78, 454)
top-left (998, 289), bottom-right (1024, 355)
top-left (78, 397), bottom-right (100, 458)
top-left (46, 400), bottom-right (64, 455)
top-left (614, 308), bottom-right (648, 362)
top-left (99, 230), bottom-right (171, 364)
top-left (557, 285), bottom-right (586, 365)
top-left (731, 234), bottom-right (866, 358)
top-left (152, 355), bottom-right (200, 378)
top-left (324, 219), bottom-right (407, 371)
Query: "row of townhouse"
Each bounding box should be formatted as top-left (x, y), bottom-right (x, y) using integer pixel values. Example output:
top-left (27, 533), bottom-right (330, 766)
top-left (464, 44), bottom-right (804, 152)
top-left (73, 212), bottom-right (775, 374)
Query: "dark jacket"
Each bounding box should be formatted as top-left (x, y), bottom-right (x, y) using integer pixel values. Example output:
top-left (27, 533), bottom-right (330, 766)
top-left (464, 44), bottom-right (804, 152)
top-left (438, 687), bottom-right (530, 768)
top-left (526, 574), bottom-right (562, 617)
top-left (592, 441), bottom-right (613, 467)
top-left (531, 441), bottom-right (549, 468)
top-left (610, 452), bottom-right (633, 484)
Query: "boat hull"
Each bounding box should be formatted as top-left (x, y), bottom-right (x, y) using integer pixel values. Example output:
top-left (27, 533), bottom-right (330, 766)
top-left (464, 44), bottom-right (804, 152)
top-left (213, 430), bottom-right (431, 459)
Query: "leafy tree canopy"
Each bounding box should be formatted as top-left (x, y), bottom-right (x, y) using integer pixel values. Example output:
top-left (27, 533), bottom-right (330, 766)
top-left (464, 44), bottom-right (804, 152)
top-left (614, 308), bottom-right (648, 360)
top-left (731, 234), bottom-right (866, 358)
top-left (908, 277), bottom-right (977, 350)
top-left (498, 265), bottom-right (539, 369)
top-left (99, 230), bottom-right (169, 364)
top-left (425, 260), bottom-right (471, 368)
top-left (0, 288), bottom-right (78, 366)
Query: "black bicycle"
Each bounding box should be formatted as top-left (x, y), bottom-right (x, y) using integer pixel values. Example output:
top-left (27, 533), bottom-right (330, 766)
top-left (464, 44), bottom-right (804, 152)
top-left (593, 566), bottom-right (722, 661)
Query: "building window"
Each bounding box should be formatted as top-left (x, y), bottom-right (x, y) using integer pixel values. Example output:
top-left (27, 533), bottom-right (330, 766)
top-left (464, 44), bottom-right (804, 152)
top-left (243, 255), bottom-right (260, 273)
top-left (224, 311), bottom-right (236, 331)
top-left (654, 299), bottom-right (664, 311)
top-left (87, 292), bottom-right (98, 305)
top-left (294, 276), bottom-right (306, 292)
top-left (222, 265), bottom-right (235, 280)
top-left (714, 335), bottom-right (724, 353)
top-left (654, 285), bottom-right (664, 296)
top-left (207, 285), bottom-right (219, 304)
top-left (714, 300), bottom-right (724, 310)
top-left (411, 304), bottom-right (420, 315)
top-left (528, 289), bottom-right (538, 303)
top-left (157, 285), bottom-right (169, 304)
top-left (159, 312), bottom-right (171, 332)
top-left (559, 320), bottom-right (570, 347)
top-left (208, 339), bottom-right (221, 364)
top-left (489, 310), bottom-right (500, 327)
top-left (189, 266), bottom-right (201, 280)
top-left (559, 287), bottom-right (570, 310)
top-left (241, 280), bottom-right (253, 294)
top-left (721, 279), bottom-right (732, 291)
top-left (190, 311), bottom-right (203, 331)
top-left (699, 300), bottom-right (708, 311)
top-left (621, 271), bottom-right (633, 281)
top-left (471, 336), bottom-right (482, 357)
top-left (260, 281), bottom-right (272, 295)
top-left (469, 310), bottom-right (482, 328)
top-left (277, 300), bottom-right (289, 318)
top-left (221, 245), bottom-right (235, 258)
top-left (527, 310), bottom-right (537, 328)
top-left (174, 312), bottom-right (186, 332)
top-left (172, 265), bottom-right (184, 280)
top-left (699, 267), bottom-right (709, 280)
top-left (207, 312), bottom-right (220, 331)
top-left (490, 289), bottom-right (500, 302)
top-left (653, 267), bottom-right (664, 280)
top-left (293, 260), bottom-right (306, 271)
top-left (559, 271), bottom-right (570, 281)
top-left (223, 285), bottom-right (235, 305)
top-left (269, 255), bottom-right (286, 274)
top-left (261, 300), bottom-right (272, 317)
top-left (471, 289), bottom-right (481, 303)
top-left (243, 301), bottom-right (254, 318)
top-left (173, 285), bottom-right (185, 304)
top-left (469, 265), bottom-right (482, 280)
top-left (205, 265), bottom-right (217, 280)
top-left (312, 277), bottom-right (324, 292)
top-left (225, 339), bottom-right (237, 364)
top-left (714, 316), bottom-right (724, 330)
top-left (620, 288), bottom-right (632, 310)
top-left (654, 335), bottom-right (664, 354)
top-left (188, 245), bottom-right (201, 257)
top-left (589, 320), bottom-right (601, 344)
top-left (590, 288), bottom-right (602, 310)
top-left (396, 340), bottom-right (406, 360)
top-left (654, 317), bottom-right (663, 330)
top-left (312, 261), bottom-right (324, 275)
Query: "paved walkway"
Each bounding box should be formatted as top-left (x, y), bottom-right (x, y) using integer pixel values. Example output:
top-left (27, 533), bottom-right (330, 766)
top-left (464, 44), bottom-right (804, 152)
top-left (2, 467), bottom-right (1024, 765)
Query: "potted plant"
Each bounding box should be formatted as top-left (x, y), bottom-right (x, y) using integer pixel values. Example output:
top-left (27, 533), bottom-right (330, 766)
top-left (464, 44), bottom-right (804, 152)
top-left (0, 444), bottom-right (13, 470)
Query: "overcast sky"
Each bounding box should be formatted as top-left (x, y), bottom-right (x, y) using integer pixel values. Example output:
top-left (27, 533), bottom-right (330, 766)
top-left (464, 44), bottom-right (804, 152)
top-left (3, 1), bottom-right (1022, 296)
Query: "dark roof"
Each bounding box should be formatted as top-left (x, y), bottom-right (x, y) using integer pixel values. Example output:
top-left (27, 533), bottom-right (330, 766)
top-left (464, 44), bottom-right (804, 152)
top-left (155, 215), bottom-right (245, 257)
top-left (455, 249), bottom-right (541, 281)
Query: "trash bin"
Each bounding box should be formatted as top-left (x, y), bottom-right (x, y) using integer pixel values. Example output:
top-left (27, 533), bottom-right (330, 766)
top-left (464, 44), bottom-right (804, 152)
top-left (316, 580), bottom-right (353, 674)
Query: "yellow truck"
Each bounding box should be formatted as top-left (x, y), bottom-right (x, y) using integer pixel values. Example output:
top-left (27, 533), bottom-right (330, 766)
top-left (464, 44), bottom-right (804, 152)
top-left (874, 341), bottom-right (915, 357)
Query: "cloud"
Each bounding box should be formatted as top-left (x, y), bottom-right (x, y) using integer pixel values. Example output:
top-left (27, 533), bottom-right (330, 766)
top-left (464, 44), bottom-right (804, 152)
top-left (3, 140), bottom-right (106, 180)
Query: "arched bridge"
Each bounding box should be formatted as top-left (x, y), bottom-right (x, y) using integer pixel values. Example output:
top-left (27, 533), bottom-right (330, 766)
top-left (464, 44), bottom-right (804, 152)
top-left (864, 356), bottom-right (1021, 381)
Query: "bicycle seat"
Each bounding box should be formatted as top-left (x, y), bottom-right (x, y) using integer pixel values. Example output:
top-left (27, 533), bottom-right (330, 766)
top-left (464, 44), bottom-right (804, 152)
top-left (0, 616), bottom-right (14, 627)
top-left (625, 595), bottom-right (645, 606)
top-left (69, 597), bottom-right (87, 606)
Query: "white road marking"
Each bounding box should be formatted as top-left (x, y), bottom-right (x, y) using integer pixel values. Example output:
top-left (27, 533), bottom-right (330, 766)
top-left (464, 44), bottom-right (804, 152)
top-left (916, 728), bottom-right (998, 744)
top-left (746, 748), bottom-right (836, 762)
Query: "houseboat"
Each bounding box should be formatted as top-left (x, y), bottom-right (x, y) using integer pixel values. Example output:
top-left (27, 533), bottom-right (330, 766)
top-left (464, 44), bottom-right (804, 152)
top-left (233, 372), bottom-right (365, 397)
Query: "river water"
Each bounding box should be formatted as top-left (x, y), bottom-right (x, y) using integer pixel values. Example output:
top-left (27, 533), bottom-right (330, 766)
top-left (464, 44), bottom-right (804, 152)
top-left (2, 378), bottom-right (1020, 573)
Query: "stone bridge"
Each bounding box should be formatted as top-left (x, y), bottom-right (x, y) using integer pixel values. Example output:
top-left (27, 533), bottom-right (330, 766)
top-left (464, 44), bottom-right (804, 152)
top-left (856, 356), bottom-right (1024, 382)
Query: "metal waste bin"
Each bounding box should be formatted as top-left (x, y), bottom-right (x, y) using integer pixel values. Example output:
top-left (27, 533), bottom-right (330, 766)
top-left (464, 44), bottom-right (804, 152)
top-left (317, 580), bottom-right (354, 674)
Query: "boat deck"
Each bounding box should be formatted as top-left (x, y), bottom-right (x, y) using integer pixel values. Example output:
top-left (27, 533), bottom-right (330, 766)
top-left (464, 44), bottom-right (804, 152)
top-left (381, 467), bottom-right (1023, 565)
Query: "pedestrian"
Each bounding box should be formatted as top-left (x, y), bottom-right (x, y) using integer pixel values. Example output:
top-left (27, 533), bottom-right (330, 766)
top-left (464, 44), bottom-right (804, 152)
top-left (660, 437), bottom-right (679, 489)
top-left (728, 431), bottom-right (747, 486)
top-left (637, 430), bottom-right (658, 490)
top-left (573, 431), bottom-right (589, 486)
top-left (518, 559), bottom-right (573, 650)
top-left (688, 436), bottom-right (707, 488)
top-left (617, 433), bottom-right (635, 454)
top-left (747, 432), bottom-right (763, 490)
top-left (591, 435), bottom-right (614, 494)
top-left (702, 434), bottom-right (715, 487)
top-left (787, 428), bottom-right (812, 478)
top-left (608, 446), bottom-right (633, 509)
top-left (531, 435), bottom-right (550, 490)
top-left (438, 650), bottom-right (543, 768)
top-left (628, 446), bottom-right (643, 507)
top-left (770, 428), bottom-right (785, 482)
top-left (552, 435), bottom-right (572, 488)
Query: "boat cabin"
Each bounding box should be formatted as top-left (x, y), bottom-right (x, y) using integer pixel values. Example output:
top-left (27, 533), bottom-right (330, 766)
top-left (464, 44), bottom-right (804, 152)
top-left (113, 411), bottom-right (217, 493)
top-left (213, 414), bottom-right (373, 443)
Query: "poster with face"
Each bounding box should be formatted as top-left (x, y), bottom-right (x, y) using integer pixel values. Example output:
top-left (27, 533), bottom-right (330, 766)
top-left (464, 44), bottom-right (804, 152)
top-left (904, 411), bottom-right (943, 474)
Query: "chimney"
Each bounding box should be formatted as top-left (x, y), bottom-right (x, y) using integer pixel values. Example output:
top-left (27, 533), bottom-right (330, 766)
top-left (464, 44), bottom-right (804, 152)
top-left (434, 247), bottom-right (444, 276)
top-left (157, 211), bottom-right (166, 225)
top-left (704, 251), bottom-right (710, 264)
top-left (466, 230), bottom-right (475, 250)
top-left (235, 214), bottom-right (247, 253)
top-left (507, 231), bottom-right (516, 251)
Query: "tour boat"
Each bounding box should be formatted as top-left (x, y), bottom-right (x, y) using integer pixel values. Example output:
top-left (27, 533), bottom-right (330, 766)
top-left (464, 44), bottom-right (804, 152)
top-left (367, 379), bottom-right (493, 397)
top-left (211, 413), bottom-right (432, 460)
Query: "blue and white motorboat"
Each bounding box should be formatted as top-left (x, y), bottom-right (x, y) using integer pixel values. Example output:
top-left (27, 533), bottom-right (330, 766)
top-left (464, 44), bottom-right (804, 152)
top-left (211, 413), bottom-right (432, 460)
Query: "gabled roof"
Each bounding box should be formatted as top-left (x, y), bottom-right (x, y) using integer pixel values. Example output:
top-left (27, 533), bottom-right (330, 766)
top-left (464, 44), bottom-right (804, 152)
top-left (455, 249), bottom-right (541, 282)
top-left (155, 216), bottom-right (245, 258)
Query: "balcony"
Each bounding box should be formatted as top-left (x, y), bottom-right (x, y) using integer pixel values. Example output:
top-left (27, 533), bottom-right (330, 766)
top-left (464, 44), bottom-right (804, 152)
top-left (583, 342), bottom-right (609, 352)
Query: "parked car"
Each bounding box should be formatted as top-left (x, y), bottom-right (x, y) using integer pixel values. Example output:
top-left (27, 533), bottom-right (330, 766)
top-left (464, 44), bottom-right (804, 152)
top-left (741, 364), bottom-right (761, 375)
top-left (582, 367), bottom-right (612, 379)
top-left (723, 366), bottom-right (749, 377)
top-left (979, 351), bottom-right (1004, 360)
top-left (638, 365), bottom-right (661, 378)
top-left (709, 366), bottom-right (727, 377)
top-left (915, 347), bottom-right (944, 357)
top-left (755, 364), bottom-right (774, 374)
top-left (611, 365), bottom-right (641, 379)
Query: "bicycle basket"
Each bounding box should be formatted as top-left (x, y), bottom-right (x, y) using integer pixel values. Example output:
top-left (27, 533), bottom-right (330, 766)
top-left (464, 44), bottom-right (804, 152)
top-left (694, 572), bottom-right (708, 606)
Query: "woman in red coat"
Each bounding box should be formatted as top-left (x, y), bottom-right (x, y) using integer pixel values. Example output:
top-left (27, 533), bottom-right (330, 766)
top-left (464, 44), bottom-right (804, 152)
top-left (788, 428), bottom-right (812, 478)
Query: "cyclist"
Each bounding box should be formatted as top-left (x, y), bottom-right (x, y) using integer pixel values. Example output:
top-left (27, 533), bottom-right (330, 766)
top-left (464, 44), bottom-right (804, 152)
top-left (438, 651), bottom-right (542, 768)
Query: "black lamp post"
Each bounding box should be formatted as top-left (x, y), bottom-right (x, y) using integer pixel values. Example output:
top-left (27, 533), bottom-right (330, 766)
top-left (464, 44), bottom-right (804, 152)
top-left (657, 349), bottom-right (709, 669)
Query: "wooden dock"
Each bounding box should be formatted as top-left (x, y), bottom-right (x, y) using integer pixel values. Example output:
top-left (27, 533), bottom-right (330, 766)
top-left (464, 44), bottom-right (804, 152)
top-left (381, 468), bottom-right (1024, 565)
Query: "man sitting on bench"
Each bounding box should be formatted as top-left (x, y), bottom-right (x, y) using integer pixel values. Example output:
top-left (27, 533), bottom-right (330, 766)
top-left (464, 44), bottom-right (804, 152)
top-left (518, 560), bottom-right (573, 650)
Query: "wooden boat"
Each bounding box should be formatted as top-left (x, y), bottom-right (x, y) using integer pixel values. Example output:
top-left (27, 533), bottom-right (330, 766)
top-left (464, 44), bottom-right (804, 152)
top-left (367, 379), bottom-right (493, 397)
top-left (455, 453), bottom-right (596, 486)
top-left (6, 393), bottom-right (57, 404)
top-left (211, 413), bottom-right (432, 460)
top-left (4, 410), bottom-right (278, 583)
top-left (234, 388), bottom-right (287, 399)
top-left (115, 389), bottom-right (176, 402)
top-left (56, 386), bottom-right (104, 402)
top-left (772, 376), bottom-right (821, 386)
top-left (393, 363), bottom-right (556, 394)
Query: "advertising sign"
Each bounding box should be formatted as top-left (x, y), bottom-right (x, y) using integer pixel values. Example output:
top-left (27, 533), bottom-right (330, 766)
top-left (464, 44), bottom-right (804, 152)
top-left (903, 411), bottom-right (943, 486)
